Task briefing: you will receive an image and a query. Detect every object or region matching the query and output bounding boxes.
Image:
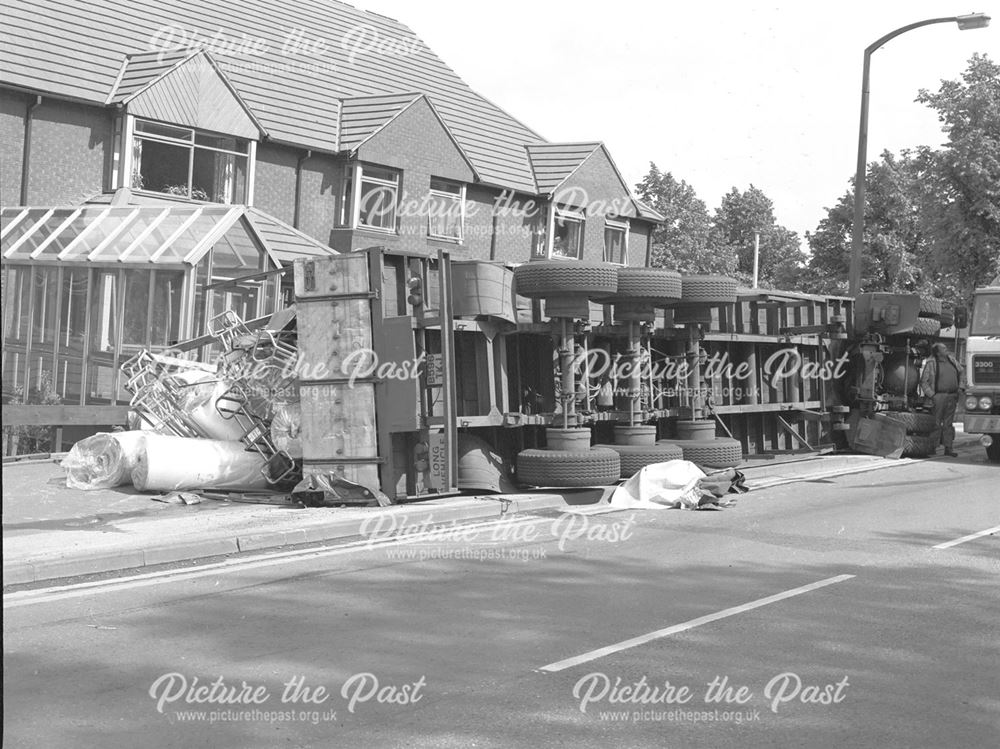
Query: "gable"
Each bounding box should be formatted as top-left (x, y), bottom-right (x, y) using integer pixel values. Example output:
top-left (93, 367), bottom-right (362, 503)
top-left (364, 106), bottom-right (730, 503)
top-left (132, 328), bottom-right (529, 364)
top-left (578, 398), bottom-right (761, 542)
top-left (339, 93), bottom-right (421, 151)
top-left (125, 55), bottom-right (261, 140)
top-left (355, 96), bottom-right (475, 183)
top-left (554, 147), bottom-right (638, 219)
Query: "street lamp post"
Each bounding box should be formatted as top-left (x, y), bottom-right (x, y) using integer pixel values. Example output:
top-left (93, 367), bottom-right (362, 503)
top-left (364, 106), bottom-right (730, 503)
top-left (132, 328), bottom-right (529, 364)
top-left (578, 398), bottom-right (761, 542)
top-left (848, 12), bottom-right (990, 298)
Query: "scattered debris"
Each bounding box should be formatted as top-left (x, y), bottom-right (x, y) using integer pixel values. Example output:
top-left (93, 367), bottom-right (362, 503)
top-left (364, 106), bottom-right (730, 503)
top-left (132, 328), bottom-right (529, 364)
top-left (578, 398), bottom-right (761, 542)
top-left (63, 310), bottom-right (305, 496)
top-left (62, 431), bottom-right (145, 490)
top-left (609, 461), bottom-right (750, 510)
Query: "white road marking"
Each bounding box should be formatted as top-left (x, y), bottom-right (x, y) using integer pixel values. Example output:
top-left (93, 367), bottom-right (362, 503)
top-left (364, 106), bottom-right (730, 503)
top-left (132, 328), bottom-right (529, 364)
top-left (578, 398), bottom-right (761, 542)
top-left (537, 574), bottom-right (856, 673)
top-left (3, 514), bottom-right (549, 608)
top-left (932, 525), bottom-right (1000, 550)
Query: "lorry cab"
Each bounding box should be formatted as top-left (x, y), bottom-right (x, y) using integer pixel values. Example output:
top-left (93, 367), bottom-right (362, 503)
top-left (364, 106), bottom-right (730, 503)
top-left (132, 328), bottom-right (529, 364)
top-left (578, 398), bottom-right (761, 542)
top-left (963, 282), bottom-right (1000, 462)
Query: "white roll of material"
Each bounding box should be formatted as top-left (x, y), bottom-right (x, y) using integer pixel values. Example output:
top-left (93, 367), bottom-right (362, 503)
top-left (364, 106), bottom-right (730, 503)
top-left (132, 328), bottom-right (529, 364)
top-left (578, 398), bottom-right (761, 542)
top-left (131, 434), bottom-right (270, 492)
top-left (62, 431), bottom-right (147, 490)
top-left (176, 378), bottom-right (247, 442)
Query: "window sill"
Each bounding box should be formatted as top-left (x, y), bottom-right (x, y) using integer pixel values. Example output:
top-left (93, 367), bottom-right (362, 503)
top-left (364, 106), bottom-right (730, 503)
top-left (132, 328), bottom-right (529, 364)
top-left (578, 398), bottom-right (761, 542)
top-left (356, 225), bottom-right (398, 236)
top-left (428, 234), bottom-right (463, 245)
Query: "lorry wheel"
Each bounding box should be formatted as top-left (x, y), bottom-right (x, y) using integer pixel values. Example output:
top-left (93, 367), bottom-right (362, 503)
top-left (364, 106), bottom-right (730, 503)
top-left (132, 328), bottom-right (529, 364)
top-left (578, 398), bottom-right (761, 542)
top-left (513, 261), bottom-right (619, 299)
top-left (987, 437), bottom-right (1000, 463)
top-left (657, 437), bottom-right (744, 468)
top-left (939, 309), bottom-right (954, 328)
top-left (613, 425), bottom-right (657, 445)
top-left (901, 434), bottom-right (938, 458)
top-left (515, 448), bottom-right (621, 487)
top-left (881, 411), bottom-right (938, 434)
top-left (676, 419), bottom-right (717, 441)
top-left (612, 268), bottom-right (682, 302)
top-left (545, 428), bottom-right (592, 451)
top-left (596, 443), bottom-right (684, 478)
top-left (679, 275), bottom-right (738, 304)
top-left (910, 317), bottom-right (941, 337)
top-left (918, 295), bottom-right (943, 318)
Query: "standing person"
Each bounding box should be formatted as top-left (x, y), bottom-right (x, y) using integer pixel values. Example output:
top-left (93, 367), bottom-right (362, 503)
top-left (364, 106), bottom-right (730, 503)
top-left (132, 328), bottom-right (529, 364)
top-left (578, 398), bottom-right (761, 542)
top-left (919, 342), bottom-right (966, 457)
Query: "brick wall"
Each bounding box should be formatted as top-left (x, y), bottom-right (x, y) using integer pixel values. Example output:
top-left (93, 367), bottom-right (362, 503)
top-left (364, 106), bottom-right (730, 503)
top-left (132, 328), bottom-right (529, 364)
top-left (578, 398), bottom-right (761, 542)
top-left (23, 98), bottom-right (110, 205)
top-left (297, 153), bottom-right (340, 246)
top-left (353, 97), bottom-right (475, 255)
top-left (555, 148), bottom-right (639, 263)
top-left (628, 221), bottom-right (651, 267)
top-left (464, 186), bottom-right (544, 265)
top-left (0, 89), bottom-right (27, 204)
top-left (253, 143), bottom-right (298, 223)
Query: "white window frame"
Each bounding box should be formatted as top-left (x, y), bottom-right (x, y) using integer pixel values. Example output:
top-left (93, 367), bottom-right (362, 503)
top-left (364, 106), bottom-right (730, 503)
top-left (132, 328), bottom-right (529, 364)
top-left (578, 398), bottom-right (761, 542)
top-left (427, 177), bottom-right (465, 242)
top-left (603, 219), bottom-right (629, 265)
top-left (128, 117), bottom-right (253, 205)
top-left (550, 206), bottom-right (585, 259)
top-left (356, 164), bottom-right (400, 233)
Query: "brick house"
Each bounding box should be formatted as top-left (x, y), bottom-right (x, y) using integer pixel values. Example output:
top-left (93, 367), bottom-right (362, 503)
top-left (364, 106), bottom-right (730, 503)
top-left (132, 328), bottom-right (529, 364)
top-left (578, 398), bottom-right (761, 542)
top-left (0, 0), bottom-right (662, 440)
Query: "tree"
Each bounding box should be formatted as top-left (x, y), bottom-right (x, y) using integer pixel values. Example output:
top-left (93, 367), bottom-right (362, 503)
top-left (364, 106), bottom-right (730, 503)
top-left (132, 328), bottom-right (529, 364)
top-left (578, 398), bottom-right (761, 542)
top-left (806, 151), bottom-right (927, 295)
top-left (914, 53), bottom-right (1000, 303)
top-left (633, 163), bottom-right (734, 274)
top-left (807, 54), bottom-right (1000, 304)
top-left (709, 185), bottom-right (805, 287)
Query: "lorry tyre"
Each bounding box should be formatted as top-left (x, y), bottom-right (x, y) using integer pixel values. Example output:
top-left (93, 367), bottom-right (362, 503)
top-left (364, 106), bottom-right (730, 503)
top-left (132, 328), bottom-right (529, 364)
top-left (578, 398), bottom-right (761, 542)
top-left (679, 275), bottom-right (738, 304)
top-left (657, 437), bottom-right (743, 468)
top-left (596, 443), bottom-right (684, 478)
top-left (987, 437), bottom-right (1000, 463)
top-left (515, 448), bottom-right (620, 487)
top-left (513, 261), bottom-right (618, 299)
top-left (939, 309), bottom-right (954, 328)
top-left (918, 295), bottom-right (943, 318)
top-left (881, 411), bottom-right (938, 434)
top-left (910, 317), bottom-right (941, 337)
top-left (612, 268), bottom-right (682, 302)
top-left (901, 433), bottom-right (938, 458)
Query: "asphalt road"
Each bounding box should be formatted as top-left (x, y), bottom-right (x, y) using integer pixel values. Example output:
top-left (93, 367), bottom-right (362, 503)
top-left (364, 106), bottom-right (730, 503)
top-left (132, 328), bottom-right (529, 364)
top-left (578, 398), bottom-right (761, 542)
top-left (4, 447), bottom-right (998, 749)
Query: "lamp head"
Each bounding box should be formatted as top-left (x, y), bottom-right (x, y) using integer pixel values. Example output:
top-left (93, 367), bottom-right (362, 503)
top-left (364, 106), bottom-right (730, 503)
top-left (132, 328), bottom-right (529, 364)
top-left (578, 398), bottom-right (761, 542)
top-left (956, 13), bottom-right (990, 30)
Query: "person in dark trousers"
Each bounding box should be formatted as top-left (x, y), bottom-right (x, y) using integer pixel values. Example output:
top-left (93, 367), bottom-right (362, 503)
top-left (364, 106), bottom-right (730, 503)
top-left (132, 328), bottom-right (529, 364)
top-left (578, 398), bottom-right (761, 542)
top-left (919, 342), bottom-right (966, 457)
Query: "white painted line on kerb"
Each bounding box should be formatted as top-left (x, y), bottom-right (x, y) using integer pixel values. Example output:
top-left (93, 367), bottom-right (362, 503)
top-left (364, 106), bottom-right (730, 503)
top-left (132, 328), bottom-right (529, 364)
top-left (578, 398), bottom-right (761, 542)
top-left (538, 574), bottom-right (856, 673)
top-left (932, 525), bottom-right (1000, 550)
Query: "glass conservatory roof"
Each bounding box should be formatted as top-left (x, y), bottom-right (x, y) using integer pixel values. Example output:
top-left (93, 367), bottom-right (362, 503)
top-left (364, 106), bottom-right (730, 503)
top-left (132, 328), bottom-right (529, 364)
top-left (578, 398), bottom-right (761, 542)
top-left (0, 204), bottom-right (332, 266)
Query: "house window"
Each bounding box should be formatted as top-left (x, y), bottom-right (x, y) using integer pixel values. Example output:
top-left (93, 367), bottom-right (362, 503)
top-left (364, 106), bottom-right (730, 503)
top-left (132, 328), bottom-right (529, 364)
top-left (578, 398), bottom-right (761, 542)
top-left (552, 208), bottom-right (584, 259)
top-left (358, 166), bottom-right (399, 231)
top-left (131, 120), bottom-right (250, 204)
top-left (427, 178), bottom-right (464, 241)
top-left (604, 220), bottom-right (628, 264)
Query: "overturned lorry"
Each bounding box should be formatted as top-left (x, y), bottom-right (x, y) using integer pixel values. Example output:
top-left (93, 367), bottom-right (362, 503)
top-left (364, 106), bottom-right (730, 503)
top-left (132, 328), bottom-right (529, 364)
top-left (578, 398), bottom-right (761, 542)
top-left (105, 246), bottom-right (962, 503)
top-left (279, 247), bottom-right (957, 503)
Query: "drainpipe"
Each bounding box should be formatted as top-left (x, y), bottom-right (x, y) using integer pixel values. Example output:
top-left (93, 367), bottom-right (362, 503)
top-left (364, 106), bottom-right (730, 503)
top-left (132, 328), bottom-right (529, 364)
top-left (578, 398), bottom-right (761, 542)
top-left (293, 149), bottom-right (312, 229)
top-left (489, 209), bottom-right (499, 260)
top-left (20, 95), bottom-right (42, 205)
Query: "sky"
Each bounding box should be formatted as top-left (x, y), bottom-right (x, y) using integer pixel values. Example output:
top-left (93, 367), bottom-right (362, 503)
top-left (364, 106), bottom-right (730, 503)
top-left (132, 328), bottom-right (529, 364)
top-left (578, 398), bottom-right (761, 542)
top-left (354, 0), bottom-right (998, 249)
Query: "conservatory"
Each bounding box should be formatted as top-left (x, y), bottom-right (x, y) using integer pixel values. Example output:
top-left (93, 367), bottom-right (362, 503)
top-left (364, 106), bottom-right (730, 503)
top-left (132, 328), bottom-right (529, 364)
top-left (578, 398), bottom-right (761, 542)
top-left (1, 203), bottom-right (331, 413)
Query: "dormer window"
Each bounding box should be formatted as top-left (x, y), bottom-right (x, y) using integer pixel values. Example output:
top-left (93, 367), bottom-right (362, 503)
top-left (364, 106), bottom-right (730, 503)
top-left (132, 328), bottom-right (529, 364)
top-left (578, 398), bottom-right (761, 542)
top-left (130, 119), bottom-right (250, 204)
top-left (603, 219), bottom-right (628, 264)
top-left (427, 178), bottom-right (464, 241)
top-left (552, 207), bottom-right (584, 259)
top-left (357, 165), bottom-right (400, 231)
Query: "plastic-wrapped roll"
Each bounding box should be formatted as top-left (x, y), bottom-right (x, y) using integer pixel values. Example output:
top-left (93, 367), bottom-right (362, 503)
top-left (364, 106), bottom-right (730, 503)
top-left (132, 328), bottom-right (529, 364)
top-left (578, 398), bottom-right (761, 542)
top-left (131, 435), bottom-right (270, 492)
top-left (62, 431), bottom-right (147, 490)
top-left (176, 379), bottom-right (248, 442)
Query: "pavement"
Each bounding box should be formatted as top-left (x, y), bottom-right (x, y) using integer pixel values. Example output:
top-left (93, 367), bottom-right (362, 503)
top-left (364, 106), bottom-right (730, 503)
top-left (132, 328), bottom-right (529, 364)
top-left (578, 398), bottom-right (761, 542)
top-left (2, 427), bottom-right (984, 586)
